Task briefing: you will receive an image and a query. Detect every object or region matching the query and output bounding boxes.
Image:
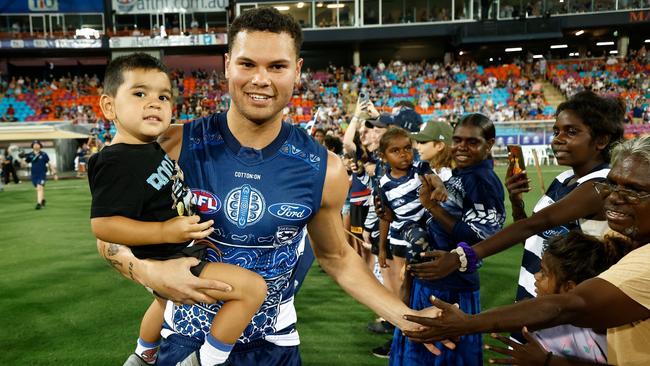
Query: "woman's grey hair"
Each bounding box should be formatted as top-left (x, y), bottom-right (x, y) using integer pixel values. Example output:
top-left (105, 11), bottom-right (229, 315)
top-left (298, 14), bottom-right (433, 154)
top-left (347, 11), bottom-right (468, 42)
top-left (611, 136), bottom-right (650, 166)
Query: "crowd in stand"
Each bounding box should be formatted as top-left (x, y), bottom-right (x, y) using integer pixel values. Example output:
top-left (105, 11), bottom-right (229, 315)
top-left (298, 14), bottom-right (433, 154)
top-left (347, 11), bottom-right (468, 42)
top-left (2, 51), bottom-right (649, 132)
top-left (548, 45), bottom-right (650, 123)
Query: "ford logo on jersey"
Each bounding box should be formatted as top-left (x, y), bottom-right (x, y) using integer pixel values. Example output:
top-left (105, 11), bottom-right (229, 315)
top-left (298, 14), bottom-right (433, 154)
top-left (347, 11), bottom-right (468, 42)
top-left (191, 189), bottom-right (221, 214)
top-left (268, 203), bottom-right (312, 221)
top-left (541, 226), bottom-right (569, 239)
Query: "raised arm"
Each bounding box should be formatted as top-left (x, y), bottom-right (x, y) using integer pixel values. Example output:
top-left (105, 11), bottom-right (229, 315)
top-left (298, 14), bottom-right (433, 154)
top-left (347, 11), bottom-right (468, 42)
top-left (96, 239), bottom-right (231, 304)
top-left (414, 180), bottom-right (604, 279)
top-left (307, 151), bottom-right (421, 330)
top-left (403, 276), bottom-right (650, 343)
top-left (473, 181), bottom-right (603, 259)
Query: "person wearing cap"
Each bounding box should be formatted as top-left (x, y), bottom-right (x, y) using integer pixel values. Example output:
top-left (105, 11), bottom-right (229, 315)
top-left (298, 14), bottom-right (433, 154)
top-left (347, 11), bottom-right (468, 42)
top-left (22, 140), bottom-right (57, 209)
top-left (363, 112), bottom-right (399, 129)
top-left (411, 121), bottom-right (454, 182)
top-left (393, 101), bottom-right (424, 133)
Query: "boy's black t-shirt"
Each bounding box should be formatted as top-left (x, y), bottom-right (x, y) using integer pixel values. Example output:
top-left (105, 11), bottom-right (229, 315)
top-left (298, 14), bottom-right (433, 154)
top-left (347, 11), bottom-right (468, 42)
top-left (88, 142), bottom-right (186, 260)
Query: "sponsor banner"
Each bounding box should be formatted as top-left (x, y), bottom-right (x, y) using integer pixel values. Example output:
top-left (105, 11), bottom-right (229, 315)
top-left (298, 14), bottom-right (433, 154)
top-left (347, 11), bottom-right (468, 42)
top-left (1, 0), bottom-right (103, 13)
top-left (113, 0), bottom-right (226, 14)
top-left (109, 33), bottom-right (226, 48)
top-left (0, 38), bottom-right (102, 49)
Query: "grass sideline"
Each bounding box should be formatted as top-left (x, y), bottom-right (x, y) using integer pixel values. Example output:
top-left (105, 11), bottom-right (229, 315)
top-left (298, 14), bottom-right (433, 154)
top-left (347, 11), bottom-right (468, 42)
top-left (0, 165), bottom-right (565, 365)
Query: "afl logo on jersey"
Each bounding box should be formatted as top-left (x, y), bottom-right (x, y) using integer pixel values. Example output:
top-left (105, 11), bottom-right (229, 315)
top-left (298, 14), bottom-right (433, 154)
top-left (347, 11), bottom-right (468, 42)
top-left (268, 203), bottom-right (312, 221)
top-left (225, 184), bottom-right (265, 229)
top-left (191, 189), bottom-right (221, 214)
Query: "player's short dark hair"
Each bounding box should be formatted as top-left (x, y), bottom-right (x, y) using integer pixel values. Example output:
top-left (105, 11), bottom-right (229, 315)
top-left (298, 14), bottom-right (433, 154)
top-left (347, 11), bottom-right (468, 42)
top-left (556, 91), bottom-right (624, 163)
top-left (103, 53), bottom-right (170, 97)
top-left (228, 7), bottom-right (303, 59)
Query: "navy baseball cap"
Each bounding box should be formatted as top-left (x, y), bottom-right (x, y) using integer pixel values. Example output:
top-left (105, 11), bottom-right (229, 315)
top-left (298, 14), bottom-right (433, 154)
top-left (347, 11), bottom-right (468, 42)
top-left (394, 107), bottom-right (423, 132)
top-left (365, 113), bottom-right (399, 128)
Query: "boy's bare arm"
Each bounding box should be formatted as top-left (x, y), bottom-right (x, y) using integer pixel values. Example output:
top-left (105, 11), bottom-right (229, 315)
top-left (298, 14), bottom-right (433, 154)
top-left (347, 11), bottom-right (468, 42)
top-left (91, 215), bottom-right (214, 245)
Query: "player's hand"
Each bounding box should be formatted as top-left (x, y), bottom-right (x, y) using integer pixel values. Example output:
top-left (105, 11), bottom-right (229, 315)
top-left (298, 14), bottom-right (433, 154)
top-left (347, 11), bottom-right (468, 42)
top-left (403, 296), bottom-right (470, 343)
top-left (400, 305), bottom-right (456, 356)
top-left (142, 257), bottom-right (232, 304)
top-left (163, 215), bottom-right (214, 243)
top-left (407, 250), bottom-right (460, 280)
top-left (486, 327), bottom-right (549, 365)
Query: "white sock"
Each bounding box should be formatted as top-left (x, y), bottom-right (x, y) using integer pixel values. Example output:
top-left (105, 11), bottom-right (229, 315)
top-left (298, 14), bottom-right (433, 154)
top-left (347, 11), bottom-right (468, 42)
top-left (135, 338), bottom-right (160, 365)
top-left (199, 334), bottom-right (234, 366)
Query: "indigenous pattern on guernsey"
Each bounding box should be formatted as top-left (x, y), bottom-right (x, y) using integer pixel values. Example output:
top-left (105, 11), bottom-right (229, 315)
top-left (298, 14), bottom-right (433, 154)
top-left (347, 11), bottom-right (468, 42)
top-left (162, 113), bottom-right (328, 346)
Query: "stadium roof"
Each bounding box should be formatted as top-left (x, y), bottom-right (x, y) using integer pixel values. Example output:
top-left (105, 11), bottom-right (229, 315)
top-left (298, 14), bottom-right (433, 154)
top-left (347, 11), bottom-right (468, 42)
top-left (0, 124), bottom-right (89, 141)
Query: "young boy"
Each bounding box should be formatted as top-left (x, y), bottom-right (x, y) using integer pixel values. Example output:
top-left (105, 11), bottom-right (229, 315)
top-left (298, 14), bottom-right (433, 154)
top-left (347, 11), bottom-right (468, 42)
top-left (22, 140), bottom-right (56, 209)
top-left (88, 53), bottom-right (267, 366)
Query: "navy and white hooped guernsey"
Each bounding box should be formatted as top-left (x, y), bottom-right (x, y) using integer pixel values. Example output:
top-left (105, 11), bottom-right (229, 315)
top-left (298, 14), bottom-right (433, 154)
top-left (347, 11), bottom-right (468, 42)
top-left (161, 113), bottom-right (328, 347)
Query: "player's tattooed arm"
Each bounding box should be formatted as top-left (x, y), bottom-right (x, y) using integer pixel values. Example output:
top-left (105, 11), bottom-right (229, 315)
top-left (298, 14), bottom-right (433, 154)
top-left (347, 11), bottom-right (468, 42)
top-left (95, 238), bottom-right (232, 303)
top-left (96, 239), bottom-right (130, 275)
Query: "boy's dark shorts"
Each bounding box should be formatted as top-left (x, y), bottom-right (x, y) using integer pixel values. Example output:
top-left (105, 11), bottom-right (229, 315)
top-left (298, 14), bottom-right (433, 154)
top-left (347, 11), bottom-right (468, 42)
top-left (166, 245), bottom-right (210, 277)
top-left (349, 205), bottom-right (369, 237)
top-left (390, 243), bottom-right (407, 259)
top-left (370, 233), bottom-right (393, 260)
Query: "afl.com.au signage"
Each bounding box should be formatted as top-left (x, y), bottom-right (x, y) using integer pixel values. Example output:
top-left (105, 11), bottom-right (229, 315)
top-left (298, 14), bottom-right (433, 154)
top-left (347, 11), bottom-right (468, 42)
top-left (113, 0), bottom-right (227, 14)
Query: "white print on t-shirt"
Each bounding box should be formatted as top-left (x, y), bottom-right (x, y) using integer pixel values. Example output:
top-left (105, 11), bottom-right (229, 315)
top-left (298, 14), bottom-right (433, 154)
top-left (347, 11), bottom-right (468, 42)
top-left (146, 154), bottom-right (175, 191)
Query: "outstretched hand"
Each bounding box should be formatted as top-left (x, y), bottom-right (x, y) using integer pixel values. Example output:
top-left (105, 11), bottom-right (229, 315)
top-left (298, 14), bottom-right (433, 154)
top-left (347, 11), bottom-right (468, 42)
top-left (403, 296), bottom-right (470, 343)
top-left (401, 305), bottom-right (457, 356)
top-left (486, 327), bottom-right (549, 365)
top-left (407, 250), bottom-right (460, 280)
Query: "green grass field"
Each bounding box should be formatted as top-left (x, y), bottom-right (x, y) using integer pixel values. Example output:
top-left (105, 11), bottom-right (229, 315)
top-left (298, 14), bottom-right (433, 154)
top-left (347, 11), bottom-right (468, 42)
top-left (0, 165), bottom-right (565, 365)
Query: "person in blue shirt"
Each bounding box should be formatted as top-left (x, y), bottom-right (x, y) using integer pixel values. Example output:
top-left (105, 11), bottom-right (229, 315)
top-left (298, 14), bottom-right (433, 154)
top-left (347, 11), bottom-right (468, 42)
top-left (22, 140), bottom-right (57, 209)
top-left (391, 113), bottom-right (506, 366)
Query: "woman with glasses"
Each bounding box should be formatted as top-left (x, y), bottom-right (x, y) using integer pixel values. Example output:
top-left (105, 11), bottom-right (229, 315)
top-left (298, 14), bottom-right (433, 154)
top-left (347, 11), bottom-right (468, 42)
top-left (402, 136), bottom-right (650, 366)
top-left (409, 91), bottom-right (625, 315)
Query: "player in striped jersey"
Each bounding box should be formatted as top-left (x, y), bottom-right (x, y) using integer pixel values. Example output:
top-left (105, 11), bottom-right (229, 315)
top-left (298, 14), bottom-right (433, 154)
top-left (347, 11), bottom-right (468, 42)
top-left (376, 127), bottom-right (434, 273)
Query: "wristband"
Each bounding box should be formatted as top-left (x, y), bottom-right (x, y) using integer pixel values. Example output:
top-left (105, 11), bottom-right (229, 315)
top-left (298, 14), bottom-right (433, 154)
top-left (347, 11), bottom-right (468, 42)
top-left (457, 242), bottom-right (479, 273)
top-left (543, 351), bottom-right (553, 366)
top-left (451, 247), bottom-right (468, 272)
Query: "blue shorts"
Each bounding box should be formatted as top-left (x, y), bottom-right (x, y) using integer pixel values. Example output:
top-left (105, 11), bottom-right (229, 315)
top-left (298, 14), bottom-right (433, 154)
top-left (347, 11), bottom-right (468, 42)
top-left (157, 334), bottom-right (301, 366)
top-left (31, 175), bottom-right (46, 187)
top-left (390, 281), bottom-right (482, 366)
